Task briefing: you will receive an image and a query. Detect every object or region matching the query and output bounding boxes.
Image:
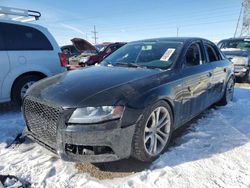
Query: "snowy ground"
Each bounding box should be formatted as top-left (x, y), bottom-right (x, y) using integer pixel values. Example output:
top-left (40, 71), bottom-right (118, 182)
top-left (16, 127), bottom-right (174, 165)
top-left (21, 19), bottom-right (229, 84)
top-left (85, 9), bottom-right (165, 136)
top-left (0, 86), bottom-right (250, 188)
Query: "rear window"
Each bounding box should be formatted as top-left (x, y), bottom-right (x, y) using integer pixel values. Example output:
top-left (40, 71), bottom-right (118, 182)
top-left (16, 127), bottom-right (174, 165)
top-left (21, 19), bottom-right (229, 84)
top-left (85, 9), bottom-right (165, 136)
top-left (0, 23), bottom-right (53, 51)
top-left (205, 43), bottom-right (220, 62)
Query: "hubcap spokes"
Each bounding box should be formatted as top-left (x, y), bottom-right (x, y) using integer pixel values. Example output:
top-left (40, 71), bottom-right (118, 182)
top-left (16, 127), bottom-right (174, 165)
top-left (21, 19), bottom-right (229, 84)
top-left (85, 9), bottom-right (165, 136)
top-left (21, 81), bottom-right (36, 98)
top-left (144, 107), bottom-right (171, 156)
top-left (226, 79), bottom-right (234, 102)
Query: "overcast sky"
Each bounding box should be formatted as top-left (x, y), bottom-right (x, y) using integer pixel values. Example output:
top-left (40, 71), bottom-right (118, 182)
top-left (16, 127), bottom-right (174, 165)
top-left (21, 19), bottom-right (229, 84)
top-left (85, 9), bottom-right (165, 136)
top-left (1, 0), bottom-right (242, 45)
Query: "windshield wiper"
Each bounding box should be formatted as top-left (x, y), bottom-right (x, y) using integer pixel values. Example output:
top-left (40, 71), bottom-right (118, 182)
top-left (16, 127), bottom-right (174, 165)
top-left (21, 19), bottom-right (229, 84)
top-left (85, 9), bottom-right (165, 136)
top-left (102, 59), bottom-right (113, 66)
top-left (115, 62), bottom-right (140, 68)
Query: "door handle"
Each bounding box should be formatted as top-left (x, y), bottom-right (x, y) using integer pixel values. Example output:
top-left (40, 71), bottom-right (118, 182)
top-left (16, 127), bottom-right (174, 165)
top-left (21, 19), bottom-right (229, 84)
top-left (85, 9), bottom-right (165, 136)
top-left (207, 72), bottom-right (212, 77)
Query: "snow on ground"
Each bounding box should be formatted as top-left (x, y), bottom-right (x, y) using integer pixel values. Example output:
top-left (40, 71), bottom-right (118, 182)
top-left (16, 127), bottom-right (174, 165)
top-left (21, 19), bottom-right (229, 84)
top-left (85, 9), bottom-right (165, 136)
top-left (0, 87), bottom-right (250, 188)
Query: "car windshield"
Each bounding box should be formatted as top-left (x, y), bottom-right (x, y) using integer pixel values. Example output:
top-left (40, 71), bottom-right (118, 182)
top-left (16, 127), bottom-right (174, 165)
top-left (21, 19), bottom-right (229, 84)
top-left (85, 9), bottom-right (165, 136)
top-left (101, 41), bottom-right (183, 69)
top-left (218, 39), bottom-right (250, 51)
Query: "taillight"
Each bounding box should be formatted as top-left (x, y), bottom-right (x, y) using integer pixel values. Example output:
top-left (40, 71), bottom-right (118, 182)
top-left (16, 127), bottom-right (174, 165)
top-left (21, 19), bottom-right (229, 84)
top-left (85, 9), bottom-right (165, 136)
top-left (58, 53), bottom-right (67, 67)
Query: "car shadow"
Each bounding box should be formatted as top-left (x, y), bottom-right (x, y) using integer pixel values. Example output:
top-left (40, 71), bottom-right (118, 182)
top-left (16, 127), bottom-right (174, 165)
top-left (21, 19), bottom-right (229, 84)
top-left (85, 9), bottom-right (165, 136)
top-left (0, 102), bottom-right (20, 113)
top-left (0, 102), bottom-right (24, 147)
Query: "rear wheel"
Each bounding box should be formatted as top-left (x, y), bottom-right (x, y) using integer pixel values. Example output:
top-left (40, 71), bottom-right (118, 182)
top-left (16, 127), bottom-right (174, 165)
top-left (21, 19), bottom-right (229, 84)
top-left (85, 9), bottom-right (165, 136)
top-left (132, 101), bottom-right (173, 162)
top-left (12, 75), bottom-right (42, 105)
top-left (217, 77), bottom-right (234, 106)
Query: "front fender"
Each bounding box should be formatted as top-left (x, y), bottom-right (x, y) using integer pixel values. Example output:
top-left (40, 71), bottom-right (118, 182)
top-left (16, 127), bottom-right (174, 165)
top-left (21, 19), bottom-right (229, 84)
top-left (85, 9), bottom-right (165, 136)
top-left (127, 80), bottom-right (183, 129)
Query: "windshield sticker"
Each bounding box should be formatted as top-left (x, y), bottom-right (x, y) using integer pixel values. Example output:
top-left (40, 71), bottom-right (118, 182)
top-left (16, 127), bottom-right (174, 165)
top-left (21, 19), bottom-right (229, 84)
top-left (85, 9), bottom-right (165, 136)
top-left (160, 48), bottom-right (175, 61)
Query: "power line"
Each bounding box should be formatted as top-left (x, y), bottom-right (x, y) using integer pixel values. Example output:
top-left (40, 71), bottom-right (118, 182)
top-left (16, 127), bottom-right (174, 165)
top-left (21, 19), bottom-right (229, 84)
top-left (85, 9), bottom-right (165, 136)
top-left (95, 11), bottom-right (238, 31)
top-left (44, 4), bottom-right (239, 24)
top-left (99, 19), bottom-right (237, 35)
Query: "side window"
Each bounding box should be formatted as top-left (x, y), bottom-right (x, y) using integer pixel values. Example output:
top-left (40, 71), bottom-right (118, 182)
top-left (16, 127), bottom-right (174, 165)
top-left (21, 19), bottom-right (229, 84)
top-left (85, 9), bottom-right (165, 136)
top-left (70, 46), bottom-right (78, 54)
top-left (1, 23), bottom-right (53, 51)
top-left (205, 44), bottom-right (220, 62)
top-left (62, 47), bottom-right (70, 54)
top-left (185, 43), bottom-right (203, 67)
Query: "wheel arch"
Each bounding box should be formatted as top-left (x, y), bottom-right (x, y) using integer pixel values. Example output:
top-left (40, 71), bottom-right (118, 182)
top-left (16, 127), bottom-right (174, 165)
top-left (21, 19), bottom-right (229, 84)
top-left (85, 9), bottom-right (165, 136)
top-left (128, 85), bottom-right (177, 128)
top-left (149, 97), bottom-right (175, 127)
top-left (11, 71), bottom-right (47, 100)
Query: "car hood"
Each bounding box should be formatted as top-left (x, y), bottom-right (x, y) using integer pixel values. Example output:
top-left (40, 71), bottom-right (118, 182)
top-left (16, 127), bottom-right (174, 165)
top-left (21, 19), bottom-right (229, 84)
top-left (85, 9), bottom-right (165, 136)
top-left (222, 49), bottom-right (250, 57)
top-left (222, 49), bottom-right (250, 65)
top-left (26, 66), bottom-right (162, 108)
top-left (71, 38), bottom-right (97, 52)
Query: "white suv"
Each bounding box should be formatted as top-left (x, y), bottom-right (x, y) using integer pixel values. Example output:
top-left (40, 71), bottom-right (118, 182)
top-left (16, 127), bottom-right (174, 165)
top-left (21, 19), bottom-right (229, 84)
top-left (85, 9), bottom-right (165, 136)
top-left (0, 20), bottom-right (66, 104)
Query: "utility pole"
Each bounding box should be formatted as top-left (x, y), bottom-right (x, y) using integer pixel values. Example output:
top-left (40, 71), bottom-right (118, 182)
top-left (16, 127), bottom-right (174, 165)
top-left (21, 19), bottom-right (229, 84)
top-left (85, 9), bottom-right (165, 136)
top-left (234, 6), bottom-right (243, 37)
top-left (241, 0), bottom-right (250, 36)
top-left (92, 25), bottom-right (98, 44)
top-left (235, 0), bottom-right (250, 37)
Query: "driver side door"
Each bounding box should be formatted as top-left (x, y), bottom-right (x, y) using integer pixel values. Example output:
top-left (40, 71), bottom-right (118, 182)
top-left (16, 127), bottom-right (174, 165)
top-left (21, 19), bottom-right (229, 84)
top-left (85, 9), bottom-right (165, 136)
top-left (180, 41), bottom-right (213, 123)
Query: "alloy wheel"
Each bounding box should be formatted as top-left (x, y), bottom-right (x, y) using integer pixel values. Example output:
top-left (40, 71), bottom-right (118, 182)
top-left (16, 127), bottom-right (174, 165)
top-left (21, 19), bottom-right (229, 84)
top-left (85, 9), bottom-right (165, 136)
top-left (144, 106), bottom-right (171, 156)
top-left (20, 81), bottom-right (36, 98)
top-left (226, 78), bottom-right (234, 102)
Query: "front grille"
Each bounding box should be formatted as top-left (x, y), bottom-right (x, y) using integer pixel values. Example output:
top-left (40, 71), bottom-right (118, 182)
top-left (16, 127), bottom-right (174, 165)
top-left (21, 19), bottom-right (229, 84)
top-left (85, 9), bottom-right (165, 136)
top-left (23, 96), bottom-right (63, 147)
top-left (234, 64), bottom-right (247, 72)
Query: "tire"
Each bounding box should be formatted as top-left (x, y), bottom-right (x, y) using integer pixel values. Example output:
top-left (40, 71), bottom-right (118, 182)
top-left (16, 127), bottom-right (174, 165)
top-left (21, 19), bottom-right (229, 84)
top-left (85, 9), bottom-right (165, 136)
top-left (12, 75), bottom-right (42, 105)
top-left (132, 100), bottom-right (173, 162)
top-left (242, 70), bottom-right (250, 83)
top-left (217, 77), bottom-right (234, 106)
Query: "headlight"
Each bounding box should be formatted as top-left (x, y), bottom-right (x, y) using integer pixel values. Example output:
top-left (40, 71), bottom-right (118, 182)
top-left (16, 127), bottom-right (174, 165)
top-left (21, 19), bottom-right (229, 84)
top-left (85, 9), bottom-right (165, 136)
top-left (231, 56), bottom-right (248, 65)
top-left (68, 106), bottom-right (124, 124)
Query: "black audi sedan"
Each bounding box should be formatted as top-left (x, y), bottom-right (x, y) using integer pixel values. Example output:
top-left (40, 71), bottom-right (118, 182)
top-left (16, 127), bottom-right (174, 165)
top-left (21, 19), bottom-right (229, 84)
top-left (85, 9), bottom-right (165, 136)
top-left (22, 37), bottom-right (234, 163)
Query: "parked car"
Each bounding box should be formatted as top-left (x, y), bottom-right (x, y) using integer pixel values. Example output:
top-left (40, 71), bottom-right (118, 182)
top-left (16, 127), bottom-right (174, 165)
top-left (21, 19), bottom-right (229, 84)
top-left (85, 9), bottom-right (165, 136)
top-left (0, 20), bottom-right (66, 104)
top-left (22, 37), bottom-right (234, 163)
top-left (95, 43), bottom-right (109, 52)
top-left (83, 42), bottom-right (126, 66)
top-left (218, 37), bottom-right (250, 82)
top-left (63, 38), bottom-right (98, 66)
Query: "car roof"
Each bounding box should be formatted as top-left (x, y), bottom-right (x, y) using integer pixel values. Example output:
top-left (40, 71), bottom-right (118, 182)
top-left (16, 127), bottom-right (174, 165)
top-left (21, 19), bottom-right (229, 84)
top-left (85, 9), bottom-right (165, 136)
top-left (0, 19), bottom-right (47, 31)
top-left (61, 45), bottom-right (74, 48)
top-left (131, 37), bottom-right (210, 44)
top-left (218, 37), bottom-right (250, 42)
top-left (107, 42), bottom-right (127, 46)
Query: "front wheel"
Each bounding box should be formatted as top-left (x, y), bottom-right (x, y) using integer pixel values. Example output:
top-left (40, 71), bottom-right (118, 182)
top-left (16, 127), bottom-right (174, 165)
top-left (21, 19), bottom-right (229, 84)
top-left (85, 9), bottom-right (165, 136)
top-left (132, 101), bottom-right (173, 162)
top-left (217, 77), bottom-right (234, 106)
top-left (242, 70), bottom-right (250, 83)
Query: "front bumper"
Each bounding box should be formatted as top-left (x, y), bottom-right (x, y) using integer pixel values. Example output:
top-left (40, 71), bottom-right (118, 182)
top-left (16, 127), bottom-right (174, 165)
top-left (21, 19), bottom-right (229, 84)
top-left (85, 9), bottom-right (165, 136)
top-left (234, 65), bottom-right (249, 77)
top-left (23, 119), bottom-right (136, 163)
